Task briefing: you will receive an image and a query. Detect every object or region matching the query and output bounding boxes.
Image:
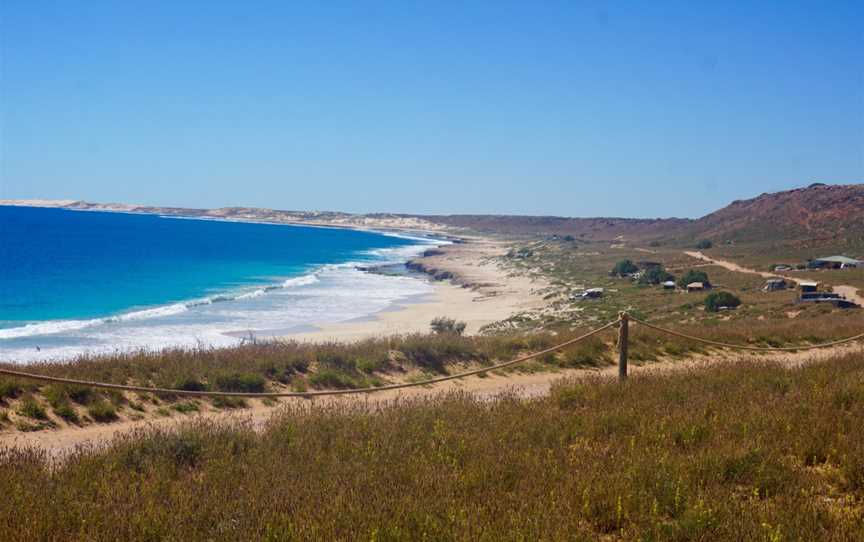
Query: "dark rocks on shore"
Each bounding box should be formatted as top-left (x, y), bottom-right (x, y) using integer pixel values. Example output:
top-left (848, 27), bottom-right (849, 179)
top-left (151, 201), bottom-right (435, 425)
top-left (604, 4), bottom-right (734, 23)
top-left (406, 260), bottom-right (455, 281)
top-left (356, 263), bottom-right (415, 277)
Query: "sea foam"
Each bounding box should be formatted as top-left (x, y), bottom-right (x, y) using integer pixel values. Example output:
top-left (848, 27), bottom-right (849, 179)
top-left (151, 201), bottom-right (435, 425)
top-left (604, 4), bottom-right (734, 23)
top-left (0, 243), bottom-right (439, 362)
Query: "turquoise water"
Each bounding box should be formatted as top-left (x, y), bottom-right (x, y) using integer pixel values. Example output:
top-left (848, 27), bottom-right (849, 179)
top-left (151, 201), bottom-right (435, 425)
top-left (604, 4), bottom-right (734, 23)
top-left (0, 206), bottom-right (438, 362)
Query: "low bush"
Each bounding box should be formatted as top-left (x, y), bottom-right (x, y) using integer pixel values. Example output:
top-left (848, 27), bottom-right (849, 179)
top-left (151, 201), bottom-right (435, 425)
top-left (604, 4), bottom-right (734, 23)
top-left (0, 379), bottom-right (22, 400)
top-left (42, 385), bottom-right (69, 408)
top-left (430, 316), bottom-right (467, 336)
top-left (678, 269), bottom-right (710, 288)
top-left (66, 385), bottom-right (96, 405)
top-left (53, 404), bottom-right (80, 424)
top-left (704, 291), bottom-right (742, 312)
top-left (400, 334), bottom-right (475, 372)
top-left (559, 338), bottom-right (610, 368)
top-left (356, 355), bottom-right (389, 374)
top-left (316, 351), bottom-right (356, 372)
top-left (309, 370), bottom-right (362, 390)
top-left (611, 259), bottom-right (638, 276)
top-left (213, 373), bottom-right (267, 393)
top-left (211, 396), bottom-right (247, 409)
top-left (171, 402), bottom-right (201, 414)
top-left (87, 401), bottom-right (118, 423)
top-left (175, 377), bottom-right (209, 392)
top-left (638, 265), bottom-right (675, 285)
top-left (290, 378), bottom-right (308, 393)
top-left (16, 397), bottom-right (47, 420)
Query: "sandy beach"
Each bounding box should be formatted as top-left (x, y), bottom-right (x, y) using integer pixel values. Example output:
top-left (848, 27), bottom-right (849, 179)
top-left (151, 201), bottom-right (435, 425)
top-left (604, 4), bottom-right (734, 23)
top-left (283, 236), bottom-right (550, 342)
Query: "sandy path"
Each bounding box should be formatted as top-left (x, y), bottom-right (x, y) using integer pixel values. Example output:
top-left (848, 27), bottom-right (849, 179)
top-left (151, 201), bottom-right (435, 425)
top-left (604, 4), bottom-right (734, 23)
top-left (4, 340), bottom-right (862, 456)
top-left (685, 250), bottom-right (864, 306)
top-left (684, 251), bottom-right (780, 279)
top-left (0, 369), bottom-right (579, 455)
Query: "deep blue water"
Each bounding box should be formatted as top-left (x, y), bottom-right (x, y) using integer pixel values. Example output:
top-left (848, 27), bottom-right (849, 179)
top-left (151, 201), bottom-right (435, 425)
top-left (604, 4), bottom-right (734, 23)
top-left (0, 206), bottom-right (437, 362)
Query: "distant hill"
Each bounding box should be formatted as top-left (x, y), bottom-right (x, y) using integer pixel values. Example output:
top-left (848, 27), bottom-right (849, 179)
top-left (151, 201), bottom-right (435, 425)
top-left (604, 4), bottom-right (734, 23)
top-left (420, 184), bottom-right (864, 247)
top-left (415, 214), bottom-right (692, 241)
top-left (3, 183), bottom-right (861, 246)
top-left (684, 183), bottom-right (864, 246)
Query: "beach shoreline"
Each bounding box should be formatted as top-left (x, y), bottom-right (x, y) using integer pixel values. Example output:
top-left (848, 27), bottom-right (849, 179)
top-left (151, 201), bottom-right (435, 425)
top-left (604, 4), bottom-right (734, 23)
top-left (1, 202), bottom-right (550, 361)
top-left (280, 237), bottom-right (551, 342)
top-left (0, 205), bottom-right (464, 363)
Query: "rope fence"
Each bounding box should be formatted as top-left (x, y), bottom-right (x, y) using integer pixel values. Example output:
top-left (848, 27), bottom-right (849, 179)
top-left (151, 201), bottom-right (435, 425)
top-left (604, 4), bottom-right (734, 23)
top-left (0, 313), bottom-right (861, 393)
top-left (0, 320), bottom-right (621, 397)
top-left (628, 316), bottom-right (864, 352)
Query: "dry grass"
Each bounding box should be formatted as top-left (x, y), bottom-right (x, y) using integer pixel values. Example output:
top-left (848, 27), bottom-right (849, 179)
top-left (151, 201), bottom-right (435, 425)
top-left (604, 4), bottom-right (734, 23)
top-left (1, 310), bottom-right (862, 431)
top-left (2, 353), bottom-right (863, 540)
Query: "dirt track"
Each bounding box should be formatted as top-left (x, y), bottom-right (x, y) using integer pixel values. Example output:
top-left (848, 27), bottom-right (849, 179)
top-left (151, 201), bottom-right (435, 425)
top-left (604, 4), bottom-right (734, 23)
top-left (685, 251), bottom-right (864, 306)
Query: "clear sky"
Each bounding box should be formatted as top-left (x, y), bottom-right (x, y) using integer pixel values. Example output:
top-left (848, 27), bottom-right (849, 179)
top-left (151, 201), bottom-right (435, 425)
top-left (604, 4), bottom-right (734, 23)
top-left (1, 1), bottom-right (861, 218)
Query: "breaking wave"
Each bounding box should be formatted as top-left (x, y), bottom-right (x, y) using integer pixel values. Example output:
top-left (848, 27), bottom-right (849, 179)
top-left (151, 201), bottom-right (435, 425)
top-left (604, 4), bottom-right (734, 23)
top-left (0, 271), bottom-right (324, 340)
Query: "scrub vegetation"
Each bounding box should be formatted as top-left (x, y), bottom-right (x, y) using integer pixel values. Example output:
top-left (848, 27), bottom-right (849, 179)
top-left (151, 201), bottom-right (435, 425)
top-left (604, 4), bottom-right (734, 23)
top-left (0, 306), bottom-right (860, 430)
top-left (2, 354), bottom-right (864, 540)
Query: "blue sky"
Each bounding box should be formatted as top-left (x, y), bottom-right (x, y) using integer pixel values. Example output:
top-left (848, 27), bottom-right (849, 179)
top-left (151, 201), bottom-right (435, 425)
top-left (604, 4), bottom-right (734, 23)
top-left (1, 1), bottom-right (861, 217)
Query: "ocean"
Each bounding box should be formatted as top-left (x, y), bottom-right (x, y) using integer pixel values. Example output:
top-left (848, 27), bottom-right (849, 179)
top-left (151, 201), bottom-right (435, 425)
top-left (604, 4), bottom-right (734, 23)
top-left (0, 206), bottom-right (440, 363)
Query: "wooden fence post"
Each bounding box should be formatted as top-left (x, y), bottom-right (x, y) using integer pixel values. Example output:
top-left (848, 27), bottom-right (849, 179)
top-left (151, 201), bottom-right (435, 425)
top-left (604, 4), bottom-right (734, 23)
top-left (618, 312), bottom-right (629, 381)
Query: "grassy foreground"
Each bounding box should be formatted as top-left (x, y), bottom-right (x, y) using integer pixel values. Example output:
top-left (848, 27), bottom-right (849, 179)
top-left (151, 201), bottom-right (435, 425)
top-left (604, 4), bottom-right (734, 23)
top-left (1, 312), bottom-right (861, 431)
top-left (2, 353), bottom-right (864, 540)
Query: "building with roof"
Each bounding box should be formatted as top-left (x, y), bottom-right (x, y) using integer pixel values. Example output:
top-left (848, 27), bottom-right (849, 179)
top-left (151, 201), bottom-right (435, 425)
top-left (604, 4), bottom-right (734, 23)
top-left (799, 280), bottom-right (819, 293)
top-left (809, 256), bottom-right (861, 269)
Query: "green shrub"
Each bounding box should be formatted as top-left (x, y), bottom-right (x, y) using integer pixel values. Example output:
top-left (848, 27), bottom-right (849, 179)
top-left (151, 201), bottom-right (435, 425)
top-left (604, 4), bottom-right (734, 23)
top-left (87, 401), bottom-right (118, 423)
top-left (400, 335), bottom-right (474, 371)
top-left (559, 338), bottom-right (609, 368)
top-left (106, 389), bottom-right (127, 406)
top-left (309, 370), bottom-right (361, 390)
top-left (66, 385), bottom-right (95, 405)
top-left (0, 379), bottom-right (22, 400)
top-left (356, 355), bottom-right (388, 374)
top-left (43, 385), bottom-right (69, 408)
top-left (175, 377), bottom-right (209, 392)
top-left (53, 404), bottom-right (80, 424)
top-left (171, 401), bottom-right (200, 414)
top-left (211, 396), bottom-right (247, 409)
top-left (316, 351), bottom-right (356, 372)
top-left (704, 291), bottom-right (742, 313)
top-left (695, 239), bottom-right (713, 249)
top-left (611, 259), bottom-right (638, 276)
top-left (213, 373), bottom-right (267, 393)
top-left (17, 397), bottom-right (47, 420)
top-left (638, 265), bottom-right (675, 285)
top-left (678, 269), bottom-right (710, 288)
top-left (430, 317), bottom-right (467, 336)
top-left (290, 379), bottom-right (308, 393)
